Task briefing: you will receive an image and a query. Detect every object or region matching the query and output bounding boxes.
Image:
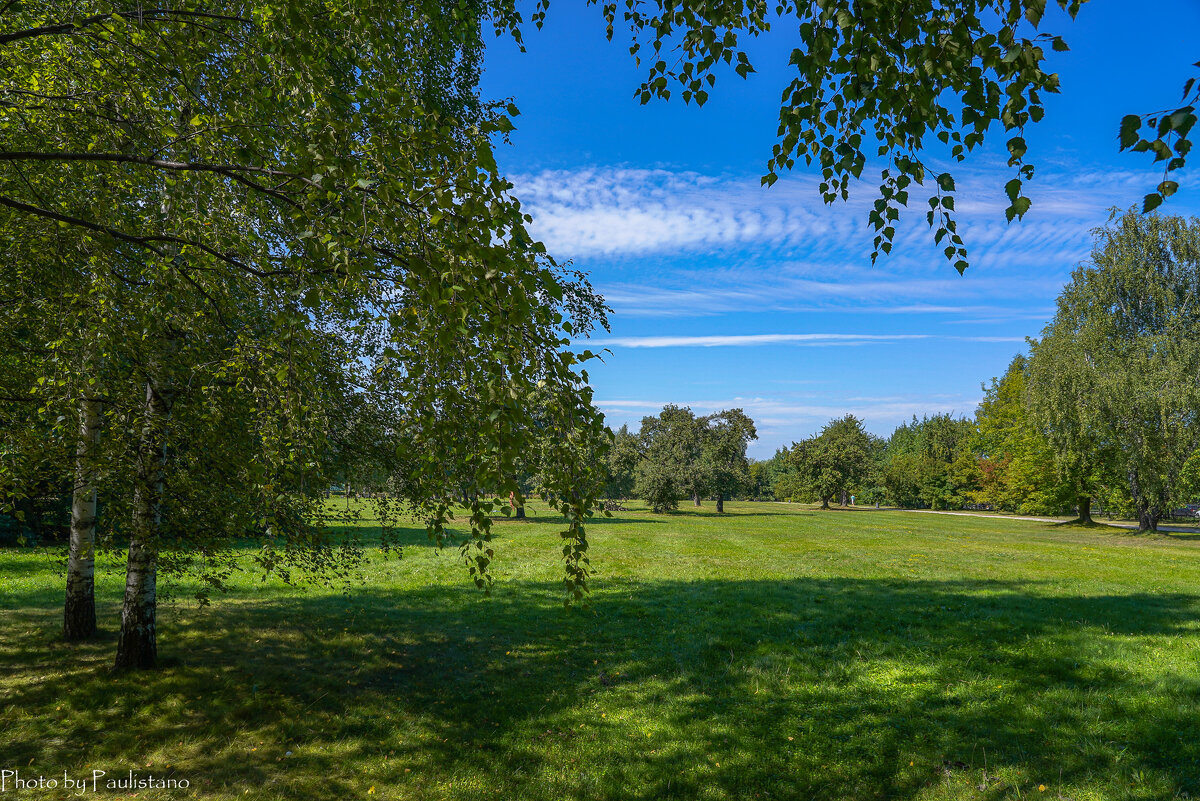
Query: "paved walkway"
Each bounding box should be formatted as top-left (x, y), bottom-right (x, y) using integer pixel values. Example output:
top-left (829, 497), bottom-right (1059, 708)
top-left (901, 508), bottom-right (1200, 535)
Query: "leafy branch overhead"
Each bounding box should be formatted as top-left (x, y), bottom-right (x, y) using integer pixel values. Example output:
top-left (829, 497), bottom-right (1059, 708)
top-left (520, 0), bottom-right (1192, 273)
top-left (543, 0), bottom-right (1083, 273)
top-left (1120, 62), bottom-right (1199, 214)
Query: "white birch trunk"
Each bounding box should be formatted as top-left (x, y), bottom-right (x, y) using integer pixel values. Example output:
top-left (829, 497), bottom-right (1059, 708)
top-left (115, 380), bottom-right (165, 670)
top-left (64, 396), bottom-right (100, 640)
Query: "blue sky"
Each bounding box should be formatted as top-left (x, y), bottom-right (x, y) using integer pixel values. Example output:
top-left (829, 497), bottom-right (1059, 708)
top-left (481, 2), bottom-right (1200, 458)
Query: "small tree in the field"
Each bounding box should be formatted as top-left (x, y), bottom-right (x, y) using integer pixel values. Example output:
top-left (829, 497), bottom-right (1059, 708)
top-left (602, 425), bottom-right (641, 502)
top-left (636, 405), bottom-right (704, 511)
top-left (699, 409), bottom-right (758, 513)
top-left (637, 462), bottom-right (682, 514)
top-left (788, 415), bottom-right (872, 509)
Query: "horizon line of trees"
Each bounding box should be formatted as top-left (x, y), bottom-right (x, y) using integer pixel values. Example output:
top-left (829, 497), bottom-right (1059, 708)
top-left (600, 211), bottom-right (1200, 530)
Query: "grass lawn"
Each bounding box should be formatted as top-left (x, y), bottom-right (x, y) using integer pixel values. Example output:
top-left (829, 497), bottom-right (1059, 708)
top-left (3, 502), bottom-right (1200, 800)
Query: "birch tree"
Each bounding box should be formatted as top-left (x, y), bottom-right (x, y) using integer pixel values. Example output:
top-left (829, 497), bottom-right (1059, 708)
top-left (2, 1), bottom-right (609, 667)
top-left (1028, 210), bottom-right (1200, 532)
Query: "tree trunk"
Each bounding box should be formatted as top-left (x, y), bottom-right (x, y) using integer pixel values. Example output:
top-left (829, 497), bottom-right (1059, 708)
top-left (115, 380), bottom-right (166, 671)
top-left (1128, 469), bottom-right (1159, 533)
top-left (820, 496), bottom-right (831, 510)
top-left (64, 397), bottom-right (101, 641)
top-left (693, 492), bottom-right (701, 507)
top-left (1075, 495), bottom-right (1093, 525)
top-left (515, 505), bottom-right (525, 519)
top-left (114, 534), bottom-right (157, 671)
top-left (840, 489), bottom-right (848, 507)
top-left (1137, 504), bottom-right (1160, 533)
top-left (715, 494), bottom-right (724, 514)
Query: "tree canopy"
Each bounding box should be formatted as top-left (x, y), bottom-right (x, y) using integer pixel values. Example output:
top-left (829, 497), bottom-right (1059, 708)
top-left (635, 405), bottom-right (704, 513)
top-left (699, 409), bottom-right (758, 513)
top-left (878, 414), bottom-right (978, 510)
top-left (602, 424), bottom-right (641, 502)
top-left (787, 414), bottom-right (872, 509)
top-left (0, 1), bottom-right (611, 668)
top-left (973, 355), bottom-right (1079, 517)
top-left (626, 405), bottom-right (760, 513)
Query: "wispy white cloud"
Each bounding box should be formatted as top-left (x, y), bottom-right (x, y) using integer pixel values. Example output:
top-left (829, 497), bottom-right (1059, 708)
top-left (512, 164), bottom-right (1145, 262)
top-left (588, 332), bottom-right (1025, 348)
top-left (942, 312), bottom-right (1055, 326)
top-left (952, 335), bottom-right (1027, 343)
top-left (595, 273), bottom-right (1066, 318)
top-left (593, 333), bottom-right (930, 348)
top-left (515, 168), bottom-right (830, 257)
top-left (508, 163), bottom-right (1157, 321)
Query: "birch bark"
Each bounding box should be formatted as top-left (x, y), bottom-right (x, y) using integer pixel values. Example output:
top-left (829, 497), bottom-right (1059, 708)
top-left (64, 395), bottom-right (100, 640)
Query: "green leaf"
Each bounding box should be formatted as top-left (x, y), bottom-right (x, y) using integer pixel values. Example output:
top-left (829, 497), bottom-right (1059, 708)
top-left (1011, 196), bottom-right (1032, 220)
top-left (1119, 115), bottom-right (1141, 150)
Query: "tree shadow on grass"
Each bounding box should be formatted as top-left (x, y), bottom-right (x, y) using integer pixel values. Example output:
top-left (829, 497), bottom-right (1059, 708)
top-left (2, 577), bottom-right (1200, 799)
top-left (703, 511), bottom-right (818, 519)
top-left (485, 514), bottom-right (667, 527)
top-left (1050, 520), bottom-right (1200, 542)
top-left (580, 515), bottom-right (668, 526)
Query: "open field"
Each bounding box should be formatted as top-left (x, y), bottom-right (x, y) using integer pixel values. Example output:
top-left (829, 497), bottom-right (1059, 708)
top-left (3, 503), bottom-right (1200, 800)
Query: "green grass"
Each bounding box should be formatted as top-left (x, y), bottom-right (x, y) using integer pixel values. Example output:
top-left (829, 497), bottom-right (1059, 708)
top-left (3, 502), bottom-right (1200, 800)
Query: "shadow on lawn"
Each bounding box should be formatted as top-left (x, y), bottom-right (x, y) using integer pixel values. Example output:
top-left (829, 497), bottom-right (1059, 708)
top-left (315, 513), bottom-right (669, 544)
top-left (1048, 520), bottom-right (1200, 542)
top-left (3, 577), bottom-right (1200, 799)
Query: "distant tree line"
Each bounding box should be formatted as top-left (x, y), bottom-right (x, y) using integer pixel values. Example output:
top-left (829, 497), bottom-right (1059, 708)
top-left (602, 211), bottom-right (1200, 532)
top-left (747, 412), bottom-right (983, 513)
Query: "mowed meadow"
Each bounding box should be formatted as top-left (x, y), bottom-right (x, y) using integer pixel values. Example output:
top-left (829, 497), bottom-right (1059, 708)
top-left (3, 503), bottom-right (1200, 801)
